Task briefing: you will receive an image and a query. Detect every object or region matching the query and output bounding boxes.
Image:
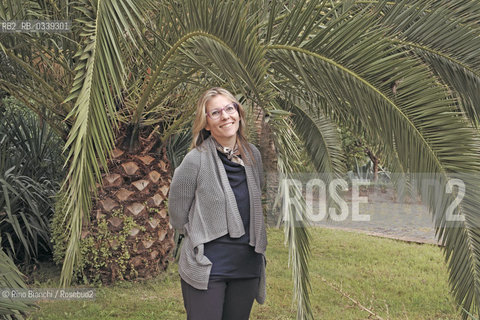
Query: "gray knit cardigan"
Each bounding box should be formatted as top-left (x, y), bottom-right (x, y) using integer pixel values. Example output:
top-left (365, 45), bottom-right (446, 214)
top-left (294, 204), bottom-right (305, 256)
top-left (168, 136), bottom-right (267, 304)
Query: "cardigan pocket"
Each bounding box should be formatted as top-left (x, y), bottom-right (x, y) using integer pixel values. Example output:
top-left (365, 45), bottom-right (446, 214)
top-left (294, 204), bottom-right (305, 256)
top-left (183, 235), bottom-right (212, 266)
top-left (178, 235), bottom-right (212, 290)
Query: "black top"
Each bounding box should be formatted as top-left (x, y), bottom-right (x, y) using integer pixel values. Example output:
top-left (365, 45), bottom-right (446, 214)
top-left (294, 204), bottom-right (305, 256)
top-left (203, 151), bottom-right (263, 279)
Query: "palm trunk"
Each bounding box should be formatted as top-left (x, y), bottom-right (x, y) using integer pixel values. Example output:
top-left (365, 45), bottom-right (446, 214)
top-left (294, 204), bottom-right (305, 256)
top-left (253, 105), bottom-right (278, 227)
top-left (80, 124), bottom-right (175, 282)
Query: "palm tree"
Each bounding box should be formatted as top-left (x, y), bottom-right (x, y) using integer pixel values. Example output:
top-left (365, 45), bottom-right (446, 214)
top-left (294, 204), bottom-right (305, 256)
top-left (2, 0), bottom-right (480, 318)
top-left (0, 0), bottom-right (183, 284)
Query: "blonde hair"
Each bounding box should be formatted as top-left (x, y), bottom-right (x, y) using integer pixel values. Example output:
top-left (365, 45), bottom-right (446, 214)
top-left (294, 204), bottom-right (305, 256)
top-left (191, 87), bottom-right (253, 163)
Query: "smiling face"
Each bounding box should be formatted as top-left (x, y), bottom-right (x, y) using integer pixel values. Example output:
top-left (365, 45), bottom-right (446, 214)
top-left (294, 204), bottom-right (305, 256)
top-left (204, 94), bottom-right (240, 148)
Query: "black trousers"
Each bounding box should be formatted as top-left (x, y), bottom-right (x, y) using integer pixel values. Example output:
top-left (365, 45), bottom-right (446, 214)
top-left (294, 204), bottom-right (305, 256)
top-left (180, 277), bottom-right (260, 320)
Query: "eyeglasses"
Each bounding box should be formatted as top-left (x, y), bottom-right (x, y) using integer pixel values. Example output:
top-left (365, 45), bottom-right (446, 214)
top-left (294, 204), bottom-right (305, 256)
top-left (206, 103), bottom-right (239, 119)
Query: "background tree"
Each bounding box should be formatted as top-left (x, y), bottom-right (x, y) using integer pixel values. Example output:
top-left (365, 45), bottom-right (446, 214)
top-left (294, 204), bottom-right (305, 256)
top-left (1, 0), bottom-right (480, 319)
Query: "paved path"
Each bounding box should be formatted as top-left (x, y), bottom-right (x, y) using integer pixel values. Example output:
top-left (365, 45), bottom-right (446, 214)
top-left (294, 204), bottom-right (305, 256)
top-left (312, 201), bottom-right (440, 245)
top-left (267, 183), bottom-right (443, 245)
top-left (306, 188), bottom-right (441, 245)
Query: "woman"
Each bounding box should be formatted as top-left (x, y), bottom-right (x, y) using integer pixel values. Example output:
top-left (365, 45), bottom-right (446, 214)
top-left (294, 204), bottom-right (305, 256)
top-left (169, 87), bottom-right (267, 320)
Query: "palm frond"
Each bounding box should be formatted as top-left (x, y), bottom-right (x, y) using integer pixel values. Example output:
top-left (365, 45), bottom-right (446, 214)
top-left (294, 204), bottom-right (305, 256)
top-left (281, 96), bottom-right (346, 176)
top-left (376, 0), bottom-right (480, 127)
top-left (140, 0), bottom-right (273, 111)
top-left (0, 246), bottom-right (37, 318)
top-left (165, 129), bottom-right (192, 171)
top-left (267, 2), bottom-right (480, 316)
top-left (0, 1), bottom-right (81, 133)
top-left (267, 111), bottom-right (314, 320)
top-left (0, 45), bottom-right (64, 105)
top-left (0, 171), bottom-right (54, 263)
top-left (59, 0), bottom-right (149, 286)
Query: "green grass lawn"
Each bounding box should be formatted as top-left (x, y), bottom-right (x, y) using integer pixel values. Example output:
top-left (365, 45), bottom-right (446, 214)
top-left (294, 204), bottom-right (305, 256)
top-left (27, 228), bottom-right (461, 319)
